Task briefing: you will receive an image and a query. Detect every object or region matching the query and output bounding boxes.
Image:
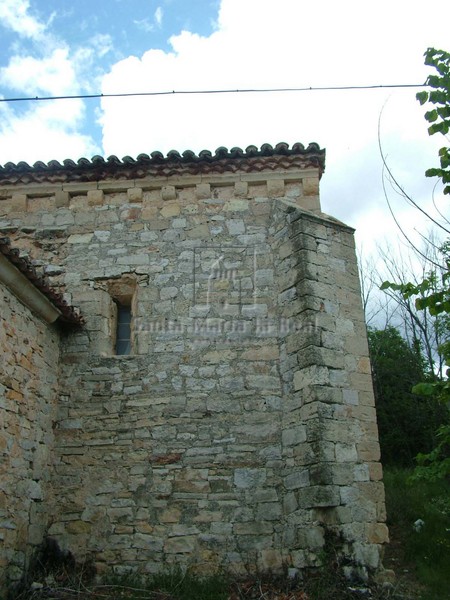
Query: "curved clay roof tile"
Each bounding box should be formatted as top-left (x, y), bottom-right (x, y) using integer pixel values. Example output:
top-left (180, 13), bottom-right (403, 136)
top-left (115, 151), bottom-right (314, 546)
top-left (229, 147), bottom-right (244, 158)
top-left (122, 156), bottom-right (137, 165)
top-left (166, 149), bottom-right (182, 160)
top-left (63, 159), bottom-right (77, 168)
top-left (244, 145), bottom-right (259, 156)
top-left (47, 160), bottom-right (63, 169)
top-left (182, 150), bottom-right (197, 161)
top-left (148, 151), bottom-right (163, 161)
top-left (260, 143), bottom-right (274, 156)
top-left (106, 155), bottom-right (122, 164)
top-left (91, 155), bottom-right (106, 165)
top-left (274, 142), bottom-right (289, 154)
top-left (17, 161), bottom-right (32, 170)
top-left (214, 146), bottom-right (229, 158)
top-left (0, 237), bottom-right (83, 326)
top-left (0, 142), bottom-right (326, 184)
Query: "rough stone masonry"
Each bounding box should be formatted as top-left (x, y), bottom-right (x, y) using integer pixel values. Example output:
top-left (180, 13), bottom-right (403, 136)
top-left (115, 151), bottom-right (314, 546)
top-left (0, 142), bottom-right (388, 588)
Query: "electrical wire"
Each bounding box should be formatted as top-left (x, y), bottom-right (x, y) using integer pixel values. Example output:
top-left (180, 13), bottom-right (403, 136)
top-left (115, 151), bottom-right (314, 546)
top-left (0, 83), bottom-right (426, 104)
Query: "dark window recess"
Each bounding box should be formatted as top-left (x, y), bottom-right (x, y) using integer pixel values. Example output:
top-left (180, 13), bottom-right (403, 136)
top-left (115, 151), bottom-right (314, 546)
top-left (116, 304), bottom-right (132, 355)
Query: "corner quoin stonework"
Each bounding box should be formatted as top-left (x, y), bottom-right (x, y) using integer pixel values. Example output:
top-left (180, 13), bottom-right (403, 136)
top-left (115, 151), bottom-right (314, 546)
top-left (0, 142), bottom-right (388, 585)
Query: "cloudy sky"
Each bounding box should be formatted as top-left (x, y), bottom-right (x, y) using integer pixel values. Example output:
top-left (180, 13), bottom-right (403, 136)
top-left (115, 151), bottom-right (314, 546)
top-left (0, 0), bottom-right (449, 253)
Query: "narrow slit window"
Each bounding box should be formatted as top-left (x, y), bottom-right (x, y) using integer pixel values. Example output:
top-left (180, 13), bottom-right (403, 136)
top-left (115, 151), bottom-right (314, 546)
top-left (116, 303), bottom-right (132, 355)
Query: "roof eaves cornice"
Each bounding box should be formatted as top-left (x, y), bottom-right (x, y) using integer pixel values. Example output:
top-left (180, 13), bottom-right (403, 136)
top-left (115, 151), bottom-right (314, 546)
top-left (0, 237), bottom-right (84, 327)
top-left (0, 142), bottom-right (325, 186)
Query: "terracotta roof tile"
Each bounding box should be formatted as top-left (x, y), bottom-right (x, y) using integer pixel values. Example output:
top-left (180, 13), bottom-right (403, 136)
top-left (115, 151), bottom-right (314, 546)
top-left (0, 142), bottom-right (325, 185)
top-left (0, 237), bottom-right (84, 327)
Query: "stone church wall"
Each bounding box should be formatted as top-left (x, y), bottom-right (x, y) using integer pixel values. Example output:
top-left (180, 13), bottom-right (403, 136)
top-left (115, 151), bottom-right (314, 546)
top-left (0, 280), bottom-right (59, 587)
top-left (0, 146), bottom-right (388, 582)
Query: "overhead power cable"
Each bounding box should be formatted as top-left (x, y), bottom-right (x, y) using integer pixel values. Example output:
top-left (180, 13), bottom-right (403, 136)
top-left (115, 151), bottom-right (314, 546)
top-left (0, 83), bottom-right (426, 104)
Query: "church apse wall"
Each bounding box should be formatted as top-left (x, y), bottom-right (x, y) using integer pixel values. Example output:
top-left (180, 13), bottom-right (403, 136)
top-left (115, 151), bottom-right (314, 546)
top-left (0, 143), bottom-right (388, 583)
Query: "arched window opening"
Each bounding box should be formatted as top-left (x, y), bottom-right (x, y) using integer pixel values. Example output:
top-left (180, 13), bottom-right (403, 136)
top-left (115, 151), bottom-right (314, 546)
top-left (115, 301), bottom-right (132, 355)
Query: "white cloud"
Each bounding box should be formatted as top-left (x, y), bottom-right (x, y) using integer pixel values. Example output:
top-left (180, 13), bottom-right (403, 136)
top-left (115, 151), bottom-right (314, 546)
top-left (0, 0), bottom-right (46, 41)
top-left (0, 100), bottom-right (99, 165)
top-left (91, 33), bottom-right (114, 59)
top-left (0, 48), bottom-right (78, 96)
top-left (155, 6), bottom-right (163, 27)
top-left (99, 0), bottom-right (450, 239)
top-left (134, 6), bottom-right (164, 33)
top-left (0, 0), bottom-right (103, 165)
top-left (0, 0), bottom-right (449, 258)
top-left (134, 18), bottom-right (156, 33)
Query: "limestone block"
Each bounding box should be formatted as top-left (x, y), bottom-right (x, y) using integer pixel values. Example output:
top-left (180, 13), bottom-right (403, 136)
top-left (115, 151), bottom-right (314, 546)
top-left (302, 176), bottom-right (320, 196)
top-left (357, 356), bottom-right (371, 374)
top-left (256, 503), bottom-right (282, 521)
top-left (226, 219), bottom-right (245, 235)
top-left (369, 462), bottom-right (383, 481)
top-left (161, 185), bottom-right (177, 201)
top-left (296, 526), bottom-right (324, 549)
top-left (328, 464), bottom-right (353, 486)
top-left (67, 233), bottom-right (94, 244)
top-left (164, 536), bottom-right (196, 553)
top-left (241, 345), bottom-right (279, 361)
top-left (186, 223), bottom-right (209, 238)
top-left (234, 468), bottom-right (267, 489)
top-left (278, 240), bottom-right (294, 259)
top-left (160, 203), bottom-right (180, 218)
top-left (257, 549), bottom-right (283, 572)
top-left (234, 181), bottom-right (248, 198)
top-left (87, 189), bottom-right (104, 206)
top-left (233, 522), bottom-right (273, 535)
top-left (332, 505), bottom-right (352, 524)
top-left (339, 485), bottom-right (360, 506)
top-left (297, 485), bottom-right (340, 508)
top-left (283, 492), bottom-right (298, 515)
top-left (282, 425), bottom-right (307, 447)
top-left (334, 443), bottom-right (358, 463)
top-left (284, 469), bottom-right (309, 490)
top-left (55, 190), bottom-right (70, 207)
top-left (357, 441), bottom-right (381, 462)
top-left (196, 183), bottom-right (211, 199)
top-left (28, 524), bottom-right (45, 545)
top-left (160, 286), bottom-right (178, 300)
top-left (224, 199), bottom-right (249, 212)
top-left (352, 542), bottom-right (382, 570)
top-left (266, 178), bottom-right (285, 197)
top-left (12, 193), bottom-right (27, 212)
top-left (246, 374), bottom-right (280, 391)
top-left (66, 520), bottom-right (91, 534)
top-left (293, 365), bottom-right (329, 391)
top-left (127, 187), bottom-right (143, 202)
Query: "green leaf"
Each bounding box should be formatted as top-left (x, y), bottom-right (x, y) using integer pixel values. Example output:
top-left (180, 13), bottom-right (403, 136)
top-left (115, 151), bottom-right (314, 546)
top-left (430, 90), bottom-right (449, 104)
top-left (416, 91), bottom-right (428, 105)
top-left (412, 382), bottom-right (436, 396)
top-left (437, 106), bottom-right (450, 118)
top-left (428, 121), bottom-right (449, 135)
top-left (415, 298), bottom-right (426, 310)
top-left (428, 74), bottom-right (441, 88)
